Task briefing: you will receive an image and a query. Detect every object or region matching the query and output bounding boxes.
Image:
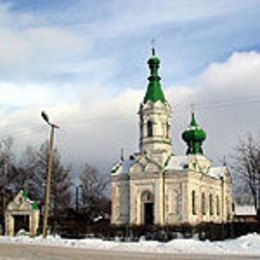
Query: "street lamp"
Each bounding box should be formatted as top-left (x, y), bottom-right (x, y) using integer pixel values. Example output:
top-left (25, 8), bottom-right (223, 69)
top-left (41, 111), bottom-right (59, 238)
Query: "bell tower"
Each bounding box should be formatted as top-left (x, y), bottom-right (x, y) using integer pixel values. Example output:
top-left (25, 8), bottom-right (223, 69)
top-left (139, 49), bottom-right (172, 161)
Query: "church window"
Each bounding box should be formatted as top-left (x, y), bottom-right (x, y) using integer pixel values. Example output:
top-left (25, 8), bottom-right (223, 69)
top-left (192, 190), bottom-right (196, 215)
top-left (226, 196), bottom-right (230, 220)
top-left (166, 123), bottom-right (170, 138)
top-left (209, 194), bottom-right (213, 215)
top-left (201, 193), bottom-right (206, 215)
top-left (147, 121), bottom-right (153, 137)
top-left (216, 195), bottom-right (220, 215)
top-left (175, 193), bottom-right (179, 214)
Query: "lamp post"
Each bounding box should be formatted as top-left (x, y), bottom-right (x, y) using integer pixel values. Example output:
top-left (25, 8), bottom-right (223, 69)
top-left (41, 111), bottom-right (59, 238)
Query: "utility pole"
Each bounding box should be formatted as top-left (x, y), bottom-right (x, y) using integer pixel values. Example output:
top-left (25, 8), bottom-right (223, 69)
top-left (41, 111), bottom-right (59, 238)
top-left (2, 157), bottom-right (8, 211)
top-left (257, 179), bottom-right (260, 213)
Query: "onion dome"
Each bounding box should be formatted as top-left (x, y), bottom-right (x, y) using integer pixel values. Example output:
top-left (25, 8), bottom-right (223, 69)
top-left (143, 48), bottom-right (166, 104)
top-left (182, 112), bottom-right (207, 155)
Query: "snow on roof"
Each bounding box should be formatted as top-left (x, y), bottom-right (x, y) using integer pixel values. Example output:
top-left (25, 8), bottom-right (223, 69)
top-left (165, 155), bottom-right (189, 170)
top-left (207, 167), bottom-right (225, 179)
top-left (111, 158), bottom-right (136, 175)
top-left (186, 125), bottom-right (202, 131)
top-left (234, 205), bottom-right (257, 216)
top-left (165, 155), bottom-right (225, 179)
top-left (165, 155), bottom-right (208, 171)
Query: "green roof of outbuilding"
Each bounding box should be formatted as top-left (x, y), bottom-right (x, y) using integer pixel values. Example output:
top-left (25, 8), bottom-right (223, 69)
top-left (19, 190), bottom-right (39, 210)
top-left (20, 190), bottom-right (29, 199)
top-left (32, 201), bottom-right (39, 210)
top-left (143, 48), bottom-right (166, 104)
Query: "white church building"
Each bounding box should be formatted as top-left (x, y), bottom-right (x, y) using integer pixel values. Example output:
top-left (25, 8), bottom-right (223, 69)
top-left (111, 49), bottom-right (233, 226)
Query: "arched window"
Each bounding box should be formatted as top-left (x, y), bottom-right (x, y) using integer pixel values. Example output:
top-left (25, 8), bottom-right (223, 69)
top-left (141, 190), bottom-right (154, 202)
top-left (209, 194), bottom-right (213, 215)
top-left (166, 123), bottom-right (170, 138)
top-left (147, 121), bottom-right (153, 137)
top-left (201, 193), bottom-right (206, 215)
top-left (192, 190), bottom-right (196, 215)
top-left (216, 195), bottom-right (220, 216)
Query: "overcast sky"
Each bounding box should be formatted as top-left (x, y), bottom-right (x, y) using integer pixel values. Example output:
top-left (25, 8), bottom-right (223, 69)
top-left (0, 0), bottom-right (259, 174)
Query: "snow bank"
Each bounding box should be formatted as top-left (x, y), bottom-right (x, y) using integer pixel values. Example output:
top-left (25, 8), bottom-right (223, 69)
top-left (0, 233), bottom-right (260, 256)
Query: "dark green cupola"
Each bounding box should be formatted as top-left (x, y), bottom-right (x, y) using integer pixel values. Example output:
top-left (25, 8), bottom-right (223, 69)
top-left (143, 48), bottom-right (166, 104)
top-left (182, 112), bottom-right (207, 155)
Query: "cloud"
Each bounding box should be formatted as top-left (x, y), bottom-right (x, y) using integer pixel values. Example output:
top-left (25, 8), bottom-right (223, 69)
top-left (175, 51), bottom-right (260, 161)
top-left (79, 0), bottom-right (259, 38)
top-left (0, 4), bottom-right (86, 80)
top-left (1, 51), bottom-right (259, 173)
top-left (0, 26), bottom-right (85, 70)
top-left (198, 51), bottom-right (260, 91)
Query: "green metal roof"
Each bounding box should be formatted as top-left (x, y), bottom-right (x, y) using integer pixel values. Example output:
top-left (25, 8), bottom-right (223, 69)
top-left (19, 190), bottom-right (39, 210)
top-left (143, 49), bottom-right (166, 104)
top-left (32, 201), bottom-right (39, 210)
top-left (21, 190), bottom-right (29, 199)
top-left (182, 113), bottom-right (207, 155)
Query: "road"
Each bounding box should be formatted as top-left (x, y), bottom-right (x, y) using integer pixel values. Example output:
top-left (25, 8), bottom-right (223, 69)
top-left (0, 243), bottom-right (258, 260)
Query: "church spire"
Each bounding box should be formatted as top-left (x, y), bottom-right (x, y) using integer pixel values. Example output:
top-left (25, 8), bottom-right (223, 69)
top-left (152, 47), bottom-right (155, 56)
top-left (143, 48), bottom-right (166, 104)
top-left (139, 48), bottom-right (172, 156)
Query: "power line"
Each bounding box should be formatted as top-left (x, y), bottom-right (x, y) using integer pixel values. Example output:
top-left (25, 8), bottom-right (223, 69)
top-left (0, 93), bottom-right (259, 143)
top-left (194, 98), bottom-right (260, 110)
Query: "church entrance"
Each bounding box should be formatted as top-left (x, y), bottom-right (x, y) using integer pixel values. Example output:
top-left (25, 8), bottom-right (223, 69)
top-left (141, 191), bottom-right (154, 225)
top-left (144, 202), bottom-right (154, 225)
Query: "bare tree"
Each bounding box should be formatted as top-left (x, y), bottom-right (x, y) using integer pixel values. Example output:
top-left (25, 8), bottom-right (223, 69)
top-left (37, 141), bottom-right (73, 214)
top-left (11, 146), bottom-right (39, 199)
top-left (233, 134), bottom-right (260, 211)
top-left (79, 163), bottom-right (110, 221)
top-left (0, 137), bottom-right (14, 220)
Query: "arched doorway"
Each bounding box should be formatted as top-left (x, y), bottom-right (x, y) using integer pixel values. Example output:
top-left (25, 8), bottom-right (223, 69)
top-left (141, 191), bottom-right (154, 225)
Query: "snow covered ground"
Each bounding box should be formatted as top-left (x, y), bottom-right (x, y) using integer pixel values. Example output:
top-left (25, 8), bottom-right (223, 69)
top-left (0, 233), bottom-right (260, 256)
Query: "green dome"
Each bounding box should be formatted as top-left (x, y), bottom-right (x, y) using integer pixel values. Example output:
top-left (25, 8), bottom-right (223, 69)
top-left (143, 48), bottom-right (166, 104)
top-left (182, 129), bottom-right (206, 143)
top-left (182, 113), bottom-right (207, 155)
top-left (148, 55), bottom-right (160, 65)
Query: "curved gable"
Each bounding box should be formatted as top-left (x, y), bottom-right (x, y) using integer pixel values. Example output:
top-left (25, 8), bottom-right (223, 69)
top-left (145, 161), bottom-right (161, 172)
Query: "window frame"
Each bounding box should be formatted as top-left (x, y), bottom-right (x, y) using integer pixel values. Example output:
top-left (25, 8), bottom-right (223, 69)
top-left (192, 190), bottom-right (196, 215)
top-left (202, 192), bottom-right (206, 215)
top-left (147, 120), bottom-right (153, 137)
